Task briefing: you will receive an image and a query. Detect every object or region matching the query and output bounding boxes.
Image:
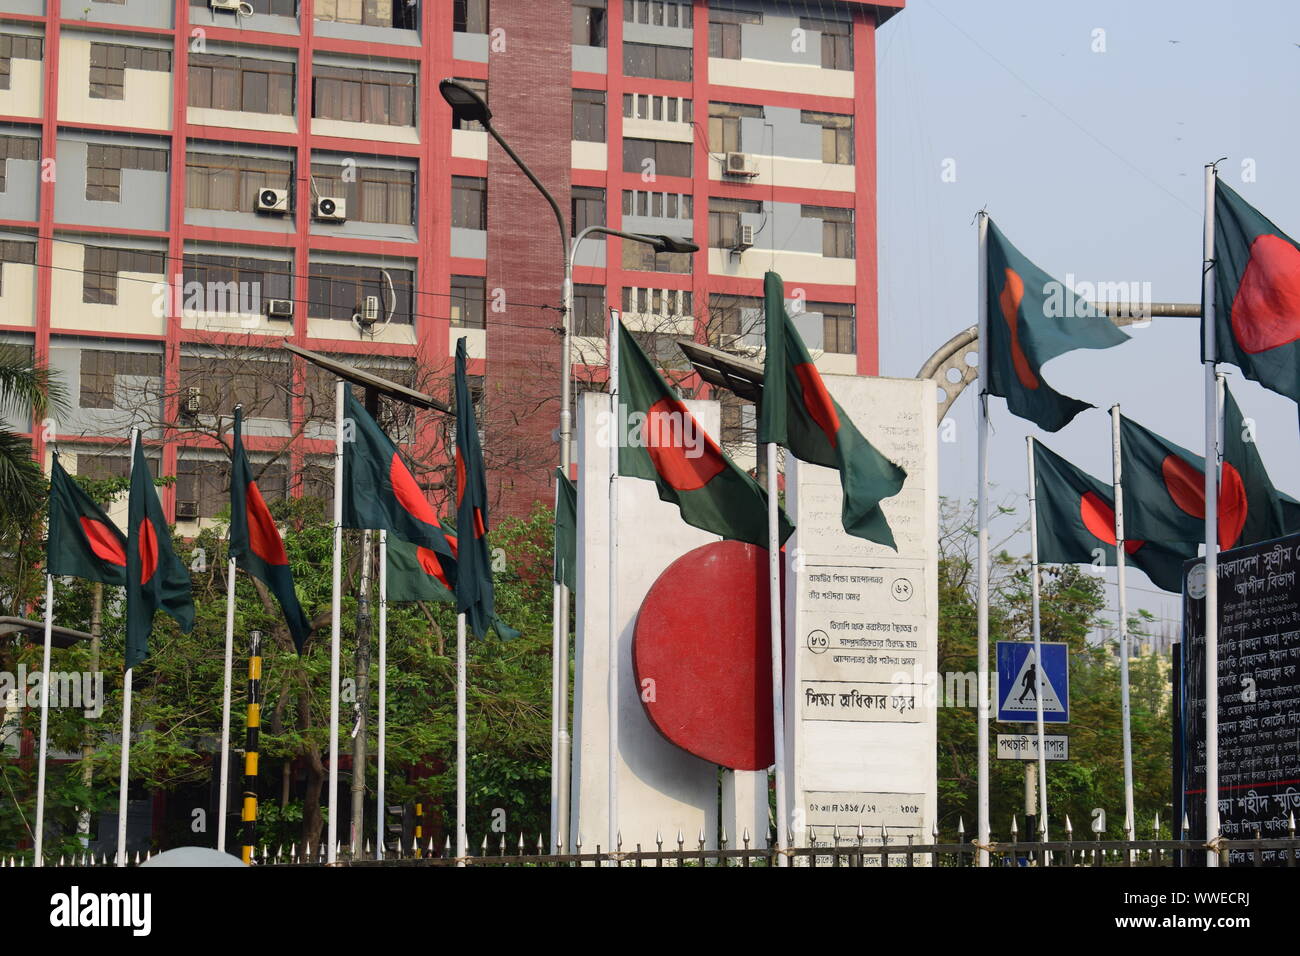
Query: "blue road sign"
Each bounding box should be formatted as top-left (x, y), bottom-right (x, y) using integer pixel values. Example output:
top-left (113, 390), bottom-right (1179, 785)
top-left (996, 641), bottom-right (1069, 723)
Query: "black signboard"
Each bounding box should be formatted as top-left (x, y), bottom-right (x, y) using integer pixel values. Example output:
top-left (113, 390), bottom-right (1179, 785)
top-left (1183, 533), bottom-right (1300, 865)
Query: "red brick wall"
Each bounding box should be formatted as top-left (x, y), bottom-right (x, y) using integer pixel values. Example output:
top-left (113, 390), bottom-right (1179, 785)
top-left (485, 1), bottom-right (573, 518)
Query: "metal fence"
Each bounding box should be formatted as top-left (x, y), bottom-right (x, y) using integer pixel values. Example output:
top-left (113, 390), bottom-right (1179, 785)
top-left (9, 829), bottom-right (1299, 868)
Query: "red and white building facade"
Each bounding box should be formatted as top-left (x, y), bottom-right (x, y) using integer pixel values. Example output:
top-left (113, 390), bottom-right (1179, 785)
top-left (0, 0), bottom-right (903, 521)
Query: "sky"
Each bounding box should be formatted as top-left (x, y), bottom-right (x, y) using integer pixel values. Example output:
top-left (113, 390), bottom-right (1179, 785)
top-left (873, 0), bottom-right (1300, 636)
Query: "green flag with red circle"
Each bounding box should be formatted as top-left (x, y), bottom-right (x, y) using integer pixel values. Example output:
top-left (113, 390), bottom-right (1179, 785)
top-left (1210, 180), bottom-right (1300, 405)
top-left (341, 388), bottom-right (458, 579)
top-left (47, 452), bottom-right (127, 587)
top-left (616, 320), bottom-right (791, 547)
top-left (1033, 438), bottom-right (1194, 593)
top-left (757, 271), bottom-right (906, 549)
top-left (230, 407), bottom-right (312, 653)
top-left (386, 532), bottom-right (456, 604)
top-left (125, 439), bottom-right (194, 669)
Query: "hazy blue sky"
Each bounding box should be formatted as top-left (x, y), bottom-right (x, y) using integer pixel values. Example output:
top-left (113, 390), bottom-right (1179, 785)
top-left (874, 0), bottom-right (1300, 634)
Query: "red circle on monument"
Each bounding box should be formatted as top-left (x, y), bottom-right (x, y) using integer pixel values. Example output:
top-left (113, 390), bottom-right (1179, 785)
top-left (633, 540), bottom-right (783, 771)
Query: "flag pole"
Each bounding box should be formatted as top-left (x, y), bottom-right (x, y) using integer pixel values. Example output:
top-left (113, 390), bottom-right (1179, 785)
top-left (976, 211), bottom-right (991, 865)
top-left (1110, 405), bottom-right (1135, 842)
top-left (607, 309), bottom-right (621, 860)
top-left (549, 510), bottom-right (562, 853)
top-left (1202, 163), bottom-right (1220, 867)
top-left (456, 611), bottom-right (467, 862)
top-left (33, 571), bottom-right (54, 866)
top-left (1025, 437), bottom-right (1049, 841)
top-left (218, 404), bottom-right (242, 854)
top-left (766, 442), bottom-right (788, 865)
top-left (217, 554), bottom-right (235, 853)
top-left (117, 426), bottom-right (139, 867)
top-left (328, 380), bottom-right (344, 864)
top-left (377, 530), bottom-right (387, 861)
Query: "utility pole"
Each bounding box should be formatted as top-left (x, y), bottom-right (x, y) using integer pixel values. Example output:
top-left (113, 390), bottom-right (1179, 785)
top-left (77, 582), bottom-right (103, 846)
top-left (349, 529), bottom-right (374, 858)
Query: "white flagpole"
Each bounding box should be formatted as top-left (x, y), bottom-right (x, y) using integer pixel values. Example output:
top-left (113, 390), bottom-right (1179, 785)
top-left (328, 380), bottom-right (345, 864)
top-left (1111, 405), bottom-right (1135, 842)
top-left (456, 612), bottom-right (467, 862)
top-left (217, 554), bottom-right (236, 852)
top-left (976, 211), bottom-right (991, 865)
top-left (376, 530), bottom-right (387, 861)
top-left (1202, 163), bottom-right (1221, 867)
top-left (117, 426), bottom-right (139, 867)
top-left (607, 308), bottom-right (621, 860)
top-left (33, 572), bottom-right (54, 866)
top-left (549, 480), bottom-right (563, 852)
top-left (766, 442), bottom-right (788, 865)
top-left (1025, 438), bottom-right (1048, 841)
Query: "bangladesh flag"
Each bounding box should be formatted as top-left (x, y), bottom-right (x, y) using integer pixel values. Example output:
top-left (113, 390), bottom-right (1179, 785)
top-left (341, 388), bottom-right (457, 578)
top-left (985, 220), bottom-right (1130, 432)
top-left (758, 271), bottom-right (905, 548)
top-left (46, 452), bottom-right (126, 586)
top-left (1121, 396), bottom-right (1285, 552)
top-left (553, 467), bottom-right (577, 592)
top-left (230, 407), bottom-right (312, 653)
top-left (1033, 439), bottom-right (1195, 593)
top-left (386, 533), bottom-right (454, 604)
top-left (1280, 490), bottom-right (1300, 535)
top-left (617, 320), bottom-right (792, 548)
top-left (1210, 180), bottom-right (1300, 404)
top-left (453, 336), bottom-right (499, 639)
top-left (125, 440), bottom-right (194, 669)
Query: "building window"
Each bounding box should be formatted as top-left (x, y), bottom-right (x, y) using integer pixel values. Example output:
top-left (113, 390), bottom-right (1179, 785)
top-left (82, 246), bottom-right (165, 305)
top-left (622, 190), bottom-right (692, 220)
top-left (313, 66), bottom-right (416, 127)
top-left (623, 42), bottom-right (692, 81)
top-left (0, 134), bottom-right (40, 192)
top-left (571, 185), bottom-right (605, 237)
top-left (85, 144), bottom-right (169, 203)
top-left (453, 0), bottom-right (489, 33)
top-left (179, 355), bottom-right (292, 420)
top-left (573, 0), bottom-right (607, 47)
top-left (79, 349), bottom-right (162, 409)
top-left (311, 162), bottom-right (415, 225)
top-left (308, 262), bottom-right (415, 324)
top-left (623, 93), bottom-right (692, 123)
top-left (801, 16), bottom-right (853, 70)
top-left (572, 89), bottom-right (606, 143)
top-left (708, 198), bottom-right (762, 249)
top-left (182, 253), bottom-right (292, 308)
top-left (622, 138), bottom-right (691, 178)
top-left (77, 450), bottom-right (159, 480)
top-left (315, 0), bottom-right (419, 28)
top-left (708, 9), bottom-right (760, 60)
top-left (708, 102), bottom-right (763, 154)
top-left (450, 78), bottom-right (488, 131)
top-left (573, 284), bottom-right (605, 337)
top-left (90, 43), bottom-right (172, 101)
top-left (451, 176), bottom-right (487, 230)
top-left (621, 244), bottom-right (690, 274)
top-left (623, 287), bottom-right (692, 320)
top-left (186, 152), bottom-right (294, 214)
top-left (0, 35), bottom-right (43, 92)
top-left (802, 110), bottom-right (854, 164)
top-left (0, 238), bottom-right (35, 294)
top-left (812, 302), bottom-right (855, 354)
top-left (802, 205), bottom-right (854, 259)
top-left (450, 275), bottom-right (486, 329)
top-left (624, 1), bottom-right (689, 27)
top-left (189, 54), bottom-right (294, 115)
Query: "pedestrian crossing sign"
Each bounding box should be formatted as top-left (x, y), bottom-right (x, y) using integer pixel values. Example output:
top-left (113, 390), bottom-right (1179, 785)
top-left (996, 641), bottom-right (1069, 723)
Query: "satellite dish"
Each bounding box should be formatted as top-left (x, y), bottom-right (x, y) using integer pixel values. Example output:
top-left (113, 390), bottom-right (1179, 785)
top-left (140, 846), bottom-right (247, 868)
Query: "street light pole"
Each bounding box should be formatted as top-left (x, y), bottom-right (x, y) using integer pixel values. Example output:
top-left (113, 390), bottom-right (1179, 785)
top-left (437, 80), bottom-right (698, 855)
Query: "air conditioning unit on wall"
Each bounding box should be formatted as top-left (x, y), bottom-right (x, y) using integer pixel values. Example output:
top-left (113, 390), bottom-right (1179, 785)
top-left (724, 152), bottom-right (759, 177)
top-left (255, 187), bottom-right (289, 214)
top-left (313, 196), bottom-right (347, 222)
top-left (732, 223), bottom-right (755, 252)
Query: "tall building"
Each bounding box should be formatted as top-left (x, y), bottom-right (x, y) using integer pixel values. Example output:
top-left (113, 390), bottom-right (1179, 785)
top-left (0, 0), bottom-right (902, 522)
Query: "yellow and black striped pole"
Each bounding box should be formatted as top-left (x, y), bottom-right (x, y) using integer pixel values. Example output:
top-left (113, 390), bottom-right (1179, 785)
top-left (240, 629), bottom-right (262, 864)
top-left (414, 803), bottom-right (423, 859)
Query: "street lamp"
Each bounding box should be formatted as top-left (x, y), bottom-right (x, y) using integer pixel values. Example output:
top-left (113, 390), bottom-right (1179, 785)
top-left (437, 79), bottom-right (698, 855)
